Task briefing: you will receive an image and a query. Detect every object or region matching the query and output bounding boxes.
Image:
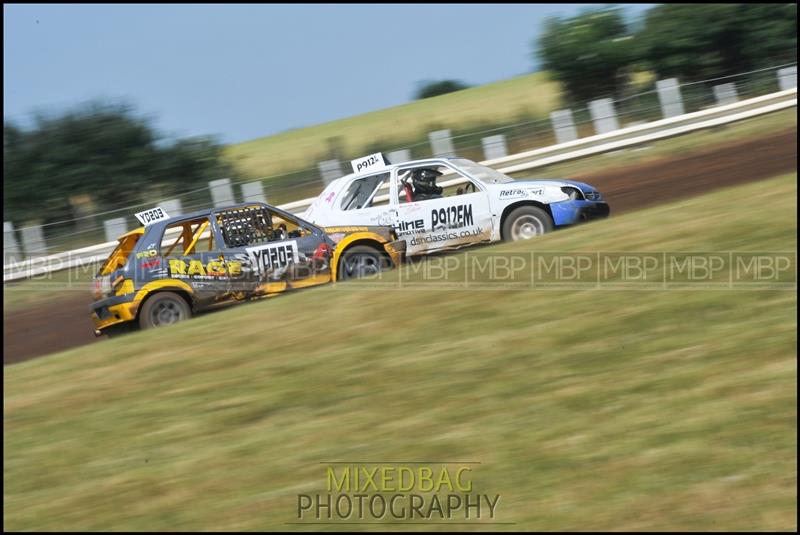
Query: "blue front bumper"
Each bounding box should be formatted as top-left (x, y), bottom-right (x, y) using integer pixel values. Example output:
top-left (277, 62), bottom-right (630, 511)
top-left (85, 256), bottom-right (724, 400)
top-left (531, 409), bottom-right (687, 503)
top-left (550, 200), bottom-right (610, 226)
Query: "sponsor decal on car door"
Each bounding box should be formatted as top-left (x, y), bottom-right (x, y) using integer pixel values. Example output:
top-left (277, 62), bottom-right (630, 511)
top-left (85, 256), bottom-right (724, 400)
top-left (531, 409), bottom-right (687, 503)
top-left (164, 250), bottom-right (241, 306)
top-left (396, 192), bottom-right (493, 255)
top-left (242, 234), bottom-right (331, 286)
top-left (246, 240), bottom-right (300, 280)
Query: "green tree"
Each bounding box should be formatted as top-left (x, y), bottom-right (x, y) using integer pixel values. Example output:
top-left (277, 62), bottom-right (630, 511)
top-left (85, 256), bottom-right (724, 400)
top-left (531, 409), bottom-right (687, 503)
top-left (3, 101), bottom-right (234, 227)
top-left (535, 7), bottom-right (638, 103)
top-left (414, 80), bottom-right (471, 100)
top-left (637, 4), bottom-right (797, 81)
top-left (735, 4), bottom-right (797, 69)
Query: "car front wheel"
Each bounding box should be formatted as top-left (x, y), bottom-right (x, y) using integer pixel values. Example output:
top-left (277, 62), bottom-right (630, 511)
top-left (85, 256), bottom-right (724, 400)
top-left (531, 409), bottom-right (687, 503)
top-left (503, 206), bottom-right (553, 242)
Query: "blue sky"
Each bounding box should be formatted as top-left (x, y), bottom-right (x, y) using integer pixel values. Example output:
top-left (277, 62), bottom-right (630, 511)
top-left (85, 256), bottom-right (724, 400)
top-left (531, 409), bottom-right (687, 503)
top-left (4, 4), bottom-right (655, 144)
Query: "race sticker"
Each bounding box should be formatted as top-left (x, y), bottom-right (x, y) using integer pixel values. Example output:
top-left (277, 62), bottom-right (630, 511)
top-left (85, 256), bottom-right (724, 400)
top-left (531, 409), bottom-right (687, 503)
top-left (167, 258), bottom-right (242, 278)
top-left (350, 152), bottom-right (387, 174)
top-left (135, 206), bottom-right (170, 226)
top-left (246, 241), bottom-right (299, 276)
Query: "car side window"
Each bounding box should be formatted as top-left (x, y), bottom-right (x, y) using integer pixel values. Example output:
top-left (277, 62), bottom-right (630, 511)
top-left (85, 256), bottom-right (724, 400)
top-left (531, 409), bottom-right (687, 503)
top-left (216, 205), bottom-right (313, 248)
top-left (396, 164), bottom-right (480, 204)
top-left (159, 217), bottom-right (214, 257)
top-left (339, 173), bottom-right (390, 211)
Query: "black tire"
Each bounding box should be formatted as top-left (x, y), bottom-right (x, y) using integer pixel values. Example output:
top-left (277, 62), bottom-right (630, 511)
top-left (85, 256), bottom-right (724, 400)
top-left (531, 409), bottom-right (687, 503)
top-left (138, 292), bottom-right (192, 330)
top-left (338, 245), bottom-right (390, 281)
top-left (502, 205), bottom-right (553, 242)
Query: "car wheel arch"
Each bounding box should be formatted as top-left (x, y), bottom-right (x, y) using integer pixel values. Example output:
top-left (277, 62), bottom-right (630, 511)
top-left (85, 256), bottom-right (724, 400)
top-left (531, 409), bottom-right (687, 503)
top-left (336, 240), bottom-right (391, 280)
top-left (499, 201), bottom-right (553, 240)
top-left (135, 288), bottom-right (194, 321)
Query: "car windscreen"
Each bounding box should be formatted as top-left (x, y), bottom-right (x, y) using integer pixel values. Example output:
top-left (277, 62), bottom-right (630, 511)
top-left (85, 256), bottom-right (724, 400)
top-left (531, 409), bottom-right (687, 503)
top-left (451, 159), bottom-right (514, 184)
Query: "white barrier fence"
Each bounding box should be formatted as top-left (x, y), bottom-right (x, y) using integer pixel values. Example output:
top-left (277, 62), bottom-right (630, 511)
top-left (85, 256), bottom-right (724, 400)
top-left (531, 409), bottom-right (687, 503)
top-left (3, 87), bottom-right (797, 282)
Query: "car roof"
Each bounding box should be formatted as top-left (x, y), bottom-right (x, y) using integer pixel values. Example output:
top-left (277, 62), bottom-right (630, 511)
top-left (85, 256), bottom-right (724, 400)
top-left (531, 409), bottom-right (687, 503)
top-left (127, 201), bottom-right (284, 236)
top-left (165, 201), bottom-right (276, 225)
top-left (336, 157), bottom-right (462, 183)
top-left (129, 201), bottom-right (278, 228)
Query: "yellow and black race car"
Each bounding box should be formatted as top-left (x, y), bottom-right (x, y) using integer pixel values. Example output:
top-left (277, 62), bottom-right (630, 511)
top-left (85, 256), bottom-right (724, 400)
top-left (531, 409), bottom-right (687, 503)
top-left (90, 202), bottom-right (405, 336)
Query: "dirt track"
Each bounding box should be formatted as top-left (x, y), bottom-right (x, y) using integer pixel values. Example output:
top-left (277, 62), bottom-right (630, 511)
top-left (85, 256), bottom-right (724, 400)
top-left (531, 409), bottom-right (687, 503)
top-left (4, 128), bottom-right (797, 365)
top-left (4, 292), bottom-right (97, 365)
top-left (575, 128), bottom-right (797, 214)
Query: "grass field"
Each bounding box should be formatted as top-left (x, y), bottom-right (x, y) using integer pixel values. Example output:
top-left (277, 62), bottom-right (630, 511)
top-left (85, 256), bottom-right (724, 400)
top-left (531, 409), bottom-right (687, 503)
top-left (4, 173), bottom-right (796, 530)
top-left (243, 107), bottom-right (797, 207)
top-left (224, 72), bottom-right (562, 178)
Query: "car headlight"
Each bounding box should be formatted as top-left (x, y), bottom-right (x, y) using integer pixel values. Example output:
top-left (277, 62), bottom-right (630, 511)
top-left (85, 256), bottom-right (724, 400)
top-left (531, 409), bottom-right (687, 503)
top-left (561, 186), bottom-right (584, 200)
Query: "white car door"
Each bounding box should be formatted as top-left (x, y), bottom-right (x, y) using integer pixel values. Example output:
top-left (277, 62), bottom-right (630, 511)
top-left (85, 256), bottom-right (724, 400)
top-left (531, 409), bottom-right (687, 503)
top-left (393, 165), bottom-right (493, 255)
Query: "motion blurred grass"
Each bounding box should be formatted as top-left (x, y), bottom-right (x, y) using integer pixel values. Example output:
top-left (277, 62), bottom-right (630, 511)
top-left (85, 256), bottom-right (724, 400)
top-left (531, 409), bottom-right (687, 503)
top-left (224, 72), bottom-right (562, 178)
top-left (525, 108), bottom-right (796, 181)
top-left (238, 108), bottom-right (797, 207)
top-left (4, 173), bottom-right (796, 530)
top-left (3, 267), bottom-right (95, 312)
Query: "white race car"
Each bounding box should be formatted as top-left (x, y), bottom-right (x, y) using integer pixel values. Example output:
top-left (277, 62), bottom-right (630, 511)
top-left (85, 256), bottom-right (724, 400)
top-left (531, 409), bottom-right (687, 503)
top-left (302, 153), bottom-right (609, 256)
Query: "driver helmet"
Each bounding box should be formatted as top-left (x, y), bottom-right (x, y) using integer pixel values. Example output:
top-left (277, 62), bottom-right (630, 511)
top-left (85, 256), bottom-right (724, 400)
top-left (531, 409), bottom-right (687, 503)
top-left (411, 168), bottom-right (443, 193)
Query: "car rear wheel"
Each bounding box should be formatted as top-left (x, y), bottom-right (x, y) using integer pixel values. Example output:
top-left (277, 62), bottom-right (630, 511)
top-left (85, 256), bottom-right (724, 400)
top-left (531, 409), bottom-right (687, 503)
top-left (139, 292), bottom-right (192, 330)
top-left (503, 206), bottom-right (553, 242)
top-left (338, 245), bottom-right (389, 281)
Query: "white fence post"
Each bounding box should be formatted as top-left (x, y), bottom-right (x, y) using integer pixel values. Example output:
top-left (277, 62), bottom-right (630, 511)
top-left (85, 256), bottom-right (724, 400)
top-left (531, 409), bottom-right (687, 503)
top-left (481, 135), bottom-right (508, 160)
top-left (21, 223), bottom-right (47, 258)
top-left (103, 217), bottom-right (128, 242)
top-left (429, 129), bottom-right (455, 157)
top-left (589, 98), bottom-right (620, 135)
top-left (209, 178), bottom-right (235, 207)
top-left (657, 78), bottom-right (685, 118)
top-left (241, 181), bottom-right (267, 203)
top-left (160, 198), bottom-right (183, 217)
top-left (386, 149), bottom-right (411, 164)
top-left (4, 222), bottom-right (21, 264)
top-left (318, 160), bottom-right (343, 185)
top-left (550, 109), bottom-right (579, 144)
top-left (713, 83), bottom-right (738, 105)
top-left (778, 66), bottom-right (797, 91)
